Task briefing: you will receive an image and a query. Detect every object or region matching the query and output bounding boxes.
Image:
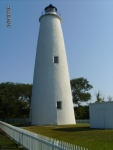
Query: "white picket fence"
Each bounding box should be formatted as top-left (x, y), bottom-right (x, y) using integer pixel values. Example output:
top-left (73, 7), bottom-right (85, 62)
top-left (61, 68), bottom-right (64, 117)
top-left (0, 121), bottom-right (89, 150)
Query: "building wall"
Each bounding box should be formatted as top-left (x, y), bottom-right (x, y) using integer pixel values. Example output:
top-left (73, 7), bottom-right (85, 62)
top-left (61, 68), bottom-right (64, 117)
top-left (89, 102), bottom-right (113, 129)
top-left (31, 13), bottom-right (75, 125)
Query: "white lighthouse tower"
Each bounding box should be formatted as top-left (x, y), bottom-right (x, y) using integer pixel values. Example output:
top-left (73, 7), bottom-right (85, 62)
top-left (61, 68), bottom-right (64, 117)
top-left (30, 4), bottom-right (75, 125)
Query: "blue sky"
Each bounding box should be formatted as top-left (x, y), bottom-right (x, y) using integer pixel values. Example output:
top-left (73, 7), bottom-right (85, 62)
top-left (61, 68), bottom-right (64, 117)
top-left (0, 0), bottom-right (113, 102)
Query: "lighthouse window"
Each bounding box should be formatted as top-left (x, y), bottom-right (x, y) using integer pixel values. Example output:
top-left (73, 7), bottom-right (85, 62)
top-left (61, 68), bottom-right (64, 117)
top-left (53, 56), bottom-right (59, 63)
top-left (57, 101), bottom-right (62, 109)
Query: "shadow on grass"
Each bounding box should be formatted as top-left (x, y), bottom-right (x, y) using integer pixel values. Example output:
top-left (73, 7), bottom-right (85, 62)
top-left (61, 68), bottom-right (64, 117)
top-left (52, 126), bottom-right (97, 132)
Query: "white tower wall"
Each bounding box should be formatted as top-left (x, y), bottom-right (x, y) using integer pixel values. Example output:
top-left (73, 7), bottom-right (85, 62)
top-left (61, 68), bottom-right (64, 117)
top-left (31, 5), bottom-right (75, 125)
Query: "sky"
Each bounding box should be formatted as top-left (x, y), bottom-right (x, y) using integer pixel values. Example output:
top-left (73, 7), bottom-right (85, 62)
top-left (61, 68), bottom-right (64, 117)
top-left (0, 0), bottom-right (113, 102)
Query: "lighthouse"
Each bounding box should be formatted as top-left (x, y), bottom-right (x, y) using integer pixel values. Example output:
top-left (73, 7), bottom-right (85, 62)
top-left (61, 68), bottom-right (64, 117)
top-left (30, 4), bottom-right (76, 125)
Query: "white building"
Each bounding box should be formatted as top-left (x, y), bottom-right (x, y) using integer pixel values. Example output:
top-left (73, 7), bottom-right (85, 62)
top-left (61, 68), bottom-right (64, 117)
top-left (89, 101), bottom-right (113, 129)
top-left (30, 4), bottom-right (76, 125)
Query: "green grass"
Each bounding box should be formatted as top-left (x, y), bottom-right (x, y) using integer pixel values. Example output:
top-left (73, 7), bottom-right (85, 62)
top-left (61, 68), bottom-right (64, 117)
top-left (23, 124), bottom-right (113, 150)
top-left (0, 129), bottom-right (24, 150)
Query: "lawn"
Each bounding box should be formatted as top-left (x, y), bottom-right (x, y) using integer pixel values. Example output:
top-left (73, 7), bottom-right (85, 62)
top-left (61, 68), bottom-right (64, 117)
top-left (0, 129), bottom-right (23, 150)
top-left (23, 124), bottom-right (113, 150)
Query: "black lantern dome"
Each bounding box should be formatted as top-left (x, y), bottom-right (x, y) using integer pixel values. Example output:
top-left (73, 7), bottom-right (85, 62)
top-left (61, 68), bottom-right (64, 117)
top-left (44, 4), bottom-right (57, 13)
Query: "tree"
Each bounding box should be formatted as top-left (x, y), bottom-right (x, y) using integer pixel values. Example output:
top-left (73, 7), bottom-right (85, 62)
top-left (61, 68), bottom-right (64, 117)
top-left (107, 95), bottom-right (113, 102)
top-left (0, 82), bottom-right (32, 119)
top-left (74, 105), bottom-right (89, 119)
top-left (70, 77), bottom-right (93, 105)
top-left (95, 91), bottom-right (104, 103)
